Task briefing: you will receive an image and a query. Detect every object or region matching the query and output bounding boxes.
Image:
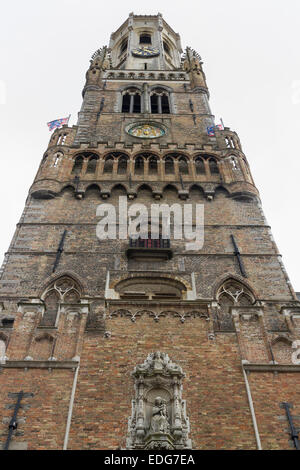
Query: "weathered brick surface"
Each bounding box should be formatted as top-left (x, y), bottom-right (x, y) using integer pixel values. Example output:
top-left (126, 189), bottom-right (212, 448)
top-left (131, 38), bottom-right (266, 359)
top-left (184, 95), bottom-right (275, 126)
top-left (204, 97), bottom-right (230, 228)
top-left (0, 13), bottom-right (300, 450)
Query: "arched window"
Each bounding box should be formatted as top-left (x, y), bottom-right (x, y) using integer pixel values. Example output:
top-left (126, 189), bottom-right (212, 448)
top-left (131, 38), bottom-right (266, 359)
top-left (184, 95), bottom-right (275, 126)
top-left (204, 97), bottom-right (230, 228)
top-left (41, 277), bottom-right (81, 327)
top-left (57, 133), bottom-right (67, 145)
top-left (215, 280), bottom-right (255, 331)
top-left (178, 156), bottom-right (189, 175)
top-left (140, 33), bottom-right (151, 44)
top-left (71, 156), bottom-right (83, 175)
top-left (150, 89), bottom-right (170, 114)
top-left (148, 155), bottom-right (158, 175)
top-left (86, 155), bottom-right (99, 174)
top-left (134, 156), bottom-right (144, 175)
top-left (195, 157), bottom-right (206, 175)
top-left (115, 277), bottom-right (186, 300)
top-left (53, 152), bottom-right (63, 168)
top-left (120, 38), bottom-right (128, 55)
top-left (164, 156), bottom-right (174, 174)
top-left (103, 155), bottom-right (114, 173)
top-left (122, 89), bottom-right (141, 113)
top-left (209, 158), bottom-right (219, 175)
top-left (163, 41), bottom-right (171, 56)
top-left (117, 155), bottom-right (128, 174)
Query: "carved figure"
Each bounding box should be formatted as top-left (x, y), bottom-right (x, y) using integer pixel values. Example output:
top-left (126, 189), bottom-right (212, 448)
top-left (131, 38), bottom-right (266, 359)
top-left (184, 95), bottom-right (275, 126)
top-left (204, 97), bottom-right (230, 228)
top-left (150, 397), bottom-right (169, 433)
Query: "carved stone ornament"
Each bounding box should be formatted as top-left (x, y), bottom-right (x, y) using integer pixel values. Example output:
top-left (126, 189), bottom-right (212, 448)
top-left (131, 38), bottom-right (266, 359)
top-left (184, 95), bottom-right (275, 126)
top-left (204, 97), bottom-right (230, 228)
top-left (125, 122), bottom-right (166, 139)
top-left (126, 352), bottom-right (192, 450)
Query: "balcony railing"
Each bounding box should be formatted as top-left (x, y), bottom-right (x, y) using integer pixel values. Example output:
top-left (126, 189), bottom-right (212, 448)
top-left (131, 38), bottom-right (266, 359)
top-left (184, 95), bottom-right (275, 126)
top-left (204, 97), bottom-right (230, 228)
top-left (127, 237), bottom-right (172, 260)
top-left (129, 238), bottom-right (171, 249)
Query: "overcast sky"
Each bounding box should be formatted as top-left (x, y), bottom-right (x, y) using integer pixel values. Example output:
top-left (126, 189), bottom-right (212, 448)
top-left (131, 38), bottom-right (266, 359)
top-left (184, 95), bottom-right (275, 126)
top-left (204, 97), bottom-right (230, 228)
top-left (1, 0), bottom-right (300, 290)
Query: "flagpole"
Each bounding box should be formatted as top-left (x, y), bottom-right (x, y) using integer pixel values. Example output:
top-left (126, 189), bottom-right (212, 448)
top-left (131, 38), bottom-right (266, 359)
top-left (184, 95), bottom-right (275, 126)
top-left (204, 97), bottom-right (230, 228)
top-left (220, 118), bottom-right (225, 129)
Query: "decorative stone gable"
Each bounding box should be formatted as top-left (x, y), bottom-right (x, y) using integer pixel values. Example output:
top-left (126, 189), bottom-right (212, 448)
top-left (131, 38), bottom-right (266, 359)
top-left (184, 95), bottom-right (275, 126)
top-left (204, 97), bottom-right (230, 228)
top-left (126, 352), bottom-right (192, 450)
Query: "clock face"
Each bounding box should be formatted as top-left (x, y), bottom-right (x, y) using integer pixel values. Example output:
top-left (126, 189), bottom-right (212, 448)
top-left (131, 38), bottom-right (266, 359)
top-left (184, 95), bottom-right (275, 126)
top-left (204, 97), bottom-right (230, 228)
top-left (132, 46), bottom-right (160, 58)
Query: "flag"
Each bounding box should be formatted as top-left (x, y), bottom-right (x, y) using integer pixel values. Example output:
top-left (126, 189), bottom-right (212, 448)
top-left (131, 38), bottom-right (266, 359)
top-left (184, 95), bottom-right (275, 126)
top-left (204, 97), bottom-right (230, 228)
top-left (47, 115), bottom-right (70, 131)
top-left (207, 123), bottom-right (224, 136)
top-left (207, 126), bottom-right (215, 136)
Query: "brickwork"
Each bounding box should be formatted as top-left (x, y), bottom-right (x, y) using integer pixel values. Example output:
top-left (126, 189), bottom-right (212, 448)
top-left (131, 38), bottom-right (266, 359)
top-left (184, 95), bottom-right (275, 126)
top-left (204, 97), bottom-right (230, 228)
top-left (0, 13), bottom-right (300, 450)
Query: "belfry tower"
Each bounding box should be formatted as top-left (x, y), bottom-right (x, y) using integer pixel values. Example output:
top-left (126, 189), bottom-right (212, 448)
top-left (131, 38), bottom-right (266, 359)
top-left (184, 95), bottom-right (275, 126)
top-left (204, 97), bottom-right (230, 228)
top-left (1, 13), bottom-right (300, 451)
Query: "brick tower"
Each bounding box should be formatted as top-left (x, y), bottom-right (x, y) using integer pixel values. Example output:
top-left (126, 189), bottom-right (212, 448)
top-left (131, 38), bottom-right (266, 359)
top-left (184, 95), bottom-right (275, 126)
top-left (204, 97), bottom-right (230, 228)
top-left (1, 13), bottom-right (300, 451)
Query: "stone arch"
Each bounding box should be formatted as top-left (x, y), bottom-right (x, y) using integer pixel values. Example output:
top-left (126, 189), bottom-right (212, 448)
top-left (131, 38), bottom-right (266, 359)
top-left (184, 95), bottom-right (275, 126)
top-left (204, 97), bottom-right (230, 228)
top-left (214, 185), bottom-right (230, 198)
top-left (162, 184), bottom-right (179, 197)
top-left (134, 154), bottom-right (145, 175)
top-left (114, 276), bottom-right (188, 301)
top-left (271, 336), bottom-right (293, 347)
top-left (136, 184), bottom-right (153, 197)
top-left (194, 156), bottom-right (206, 175)
top-left (38, 271), bottom-right (87, 298)
top-left (84, 184), bottom-right (101, 198)
top-left (189, 184), bottom-right (205, 195)
top-left (149, 86), bottom-right (172, 114)
top-left (121, 86), bottom-right (142, 113)
top-left (103, 154), bottom-right (115, 173)
top-left (86, 154), bottom-right (99, 174)
top-left (35, 332), bottom-right (55, 343)
top-left (111, 272), bottom-right (191, 292)
top-left (71, 155), bottom-right (84, 175)
top-left (215, 277), bottom-right (256, 304)
top-left (60, 185), bottom-right (75, 197)
top-left (208, 157), bottom-right (219, 175)
top-left (163, 156), bottom-right (175, 174)
top-left (214, 277), bottom-right (255, 331)
top-left (271, 335), bottom-right (294, 364)
top-left (110, 184), bottom-right (128, 197)
top-left (40, 275), bottom-right (82, 327)
top-left (117, 154), bottom-right (129, 174)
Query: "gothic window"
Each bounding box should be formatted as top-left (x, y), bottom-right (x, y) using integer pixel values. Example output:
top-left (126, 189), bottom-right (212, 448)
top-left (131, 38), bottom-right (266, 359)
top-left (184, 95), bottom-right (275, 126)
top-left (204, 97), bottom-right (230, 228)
top-left (134, 156), bottom-right (144, 175)
top-left (208, 158), bottom-right (219, 175)
top-left (215, 280), bottom-right (255, 331)
top-left (71, 155), bottom-right (83, 175)
top-left (148, 155), bottom-right (158, 175)
top-left (57, 134), bottom-right (67, 145)
top-left (117, 155), bottom-right (128, 174)
top-left (225, 137), bottom-right (232, 148)
top-left (230, 156), bottom-right (239, 170)
top-left (122, 89), bottom-right (141, 113)
top-left (195, 157), bottom-right (206, 175)
top-left (164, 156), bottom-right (174, 174)
top-left (150, 89), bottom-right (170, 114)
top-left (53, 152), bottom-right (63, 168)
top-left (86, 155), bottom-right (99, 174)
top-left (178, 156), bottom-right (189, 175)
top-left (103, 155), bottom-right (114, 173)
top-left (120, 38), bottom-right (128, 56)
top-left (163, 41), bottom-right (171, 56)
top-left (140, 33), bottom-right (151, 44)
top-left (41, 277), bottom-right (81, 327)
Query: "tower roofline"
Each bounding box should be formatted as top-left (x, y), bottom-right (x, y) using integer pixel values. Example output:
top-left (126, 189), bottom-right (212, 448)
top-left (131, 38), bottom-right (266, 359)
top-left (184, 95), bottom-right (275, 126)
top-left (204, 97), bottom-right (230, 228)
top-left (110, 12), bottom-right (181, 45)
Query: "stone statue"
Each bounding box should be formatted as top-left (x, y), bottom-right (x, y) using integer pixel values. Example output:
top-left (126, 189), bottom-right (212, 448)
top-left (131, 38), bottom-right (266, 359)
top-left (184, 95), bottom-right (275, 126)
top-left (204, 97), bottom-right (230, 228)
top-left (150, 397), bottom-right (170, 433)
top-left (153, 351), bottom-right (165, 370)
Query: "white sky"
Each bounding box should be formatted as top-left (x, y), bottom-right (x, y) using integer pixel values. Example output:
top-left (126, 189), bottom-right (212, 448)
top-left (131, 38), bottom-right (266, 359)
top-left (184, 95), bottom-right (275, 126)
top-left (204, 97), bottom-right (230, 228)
top-left (1, 0), bottom-right (300, 290)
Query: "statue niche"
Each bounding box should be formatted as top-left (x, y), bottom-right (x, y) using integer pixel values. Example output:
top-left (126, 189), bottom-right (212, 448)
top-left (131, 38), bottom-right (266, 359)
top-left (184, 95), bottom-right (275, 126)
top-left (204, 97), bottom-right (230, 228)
top-left (126, 352), bottom-right (192, 450)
